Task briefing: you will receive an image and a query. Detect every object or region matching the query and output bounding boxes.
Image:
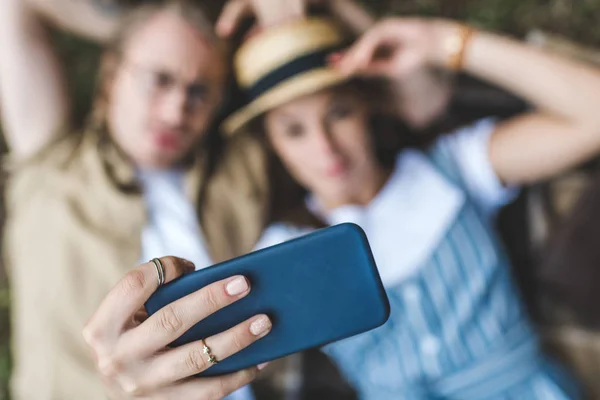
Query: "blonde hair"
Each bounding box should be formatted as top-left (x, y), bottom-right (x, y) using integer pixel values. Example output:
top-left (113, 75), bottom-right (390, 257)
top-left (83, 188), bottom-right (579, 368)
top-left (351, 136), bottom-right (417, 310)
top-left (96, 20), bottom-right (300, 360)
top-left (88, 0), bottom-right (226, 134)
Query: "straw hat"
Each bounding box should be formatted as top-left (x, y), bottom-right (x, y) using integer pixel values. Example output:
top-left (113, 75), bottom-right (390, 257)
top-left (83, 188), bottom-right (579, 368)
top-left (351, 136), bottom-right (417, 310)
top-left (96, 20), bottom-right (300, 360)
top-left (222, 18), bottom-right (350, 135)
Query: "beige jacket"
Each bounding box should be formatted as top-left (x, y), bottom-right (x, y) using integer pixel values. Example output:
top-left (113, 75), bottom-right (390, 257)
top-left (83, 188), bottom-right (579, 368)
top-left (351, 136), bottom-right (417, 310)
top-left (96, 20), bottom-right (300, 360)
top-left (3, 131), bottom-right (269, 400)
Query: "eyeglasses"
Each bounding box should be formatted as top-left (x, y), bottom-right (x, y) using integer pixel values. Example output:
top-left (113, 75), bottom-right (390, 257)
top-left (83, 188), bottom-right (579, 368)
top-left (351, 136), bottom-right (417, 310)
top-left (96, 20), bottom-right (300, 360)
top-left (122, 59), bottom-right (216, 112)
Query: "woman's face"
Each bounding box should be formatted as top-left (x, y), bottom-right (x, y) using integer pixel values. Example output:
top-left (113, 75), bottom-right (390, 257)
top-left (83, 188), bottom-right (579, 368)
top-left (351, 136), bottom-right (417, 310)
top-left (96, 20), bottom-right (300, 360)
top-left (265, 86), bottom-right (382, 208)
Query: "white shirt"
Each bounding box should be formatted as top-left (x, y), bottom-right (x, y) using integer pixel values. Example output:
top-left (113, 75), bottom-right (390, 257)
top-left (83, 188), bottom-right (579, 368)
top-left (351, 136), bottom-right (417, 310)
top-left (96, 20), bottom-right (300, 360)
top-left (138, 168), bottom-right (213, 269)
top-left (138, 168), bottom-right (254, 400)
top-left (257, 119), bottom-right (517, 286)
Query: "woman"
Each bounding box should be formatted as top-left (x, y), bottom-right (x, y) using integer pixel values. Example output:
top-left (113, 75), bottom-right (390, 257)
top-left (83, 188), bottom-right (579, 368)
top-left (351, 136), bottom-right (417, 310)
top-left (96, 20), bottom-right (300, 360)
top-left (222, 17), bottom-right (600, 398)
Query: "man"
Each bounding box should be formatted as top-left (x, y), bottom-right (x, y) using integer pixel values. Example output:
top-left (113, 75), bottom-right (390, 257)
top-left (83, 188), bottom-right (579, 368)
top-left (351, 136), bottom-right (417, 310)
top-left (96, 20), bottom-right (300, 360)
top-left (0, 0), bottom-right (311, 398)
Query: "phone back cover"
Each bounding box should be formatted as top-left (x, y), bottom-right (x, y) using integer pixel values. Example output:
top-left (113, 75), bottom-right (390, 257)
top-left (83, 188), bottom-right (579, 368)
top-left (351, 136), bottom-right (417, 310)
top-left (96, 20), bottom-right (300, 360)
top-left (145, 223), bottom-right (390, 376)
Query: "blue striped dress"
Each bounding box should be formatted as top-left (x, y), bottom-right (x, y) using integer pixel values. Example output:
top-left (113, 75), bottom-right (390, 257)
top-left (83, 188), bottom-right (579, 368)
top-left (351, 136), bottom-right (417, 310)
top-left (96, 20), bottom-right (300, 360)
top-left (257, 120), bottom-right (580, 399)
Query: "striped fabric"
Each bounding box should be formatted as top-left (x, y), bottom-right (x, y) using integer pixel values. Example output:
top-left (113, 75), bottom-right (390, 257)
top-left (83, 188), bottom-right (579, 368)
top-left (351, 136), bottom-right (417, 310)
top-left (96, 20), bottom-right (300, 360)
top-left (256, 121), bottom-right (581, 399)
top-left (318, 144), bottom-right (580, 399)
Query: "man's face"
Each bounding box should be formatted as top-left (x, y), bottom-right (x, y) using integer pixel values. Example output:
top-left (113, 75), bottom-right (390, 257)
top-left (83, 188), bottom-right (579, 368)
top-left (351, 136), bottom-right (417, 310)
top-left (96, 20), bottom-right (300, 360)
top-left (107, 11), bottom-right (226, 169)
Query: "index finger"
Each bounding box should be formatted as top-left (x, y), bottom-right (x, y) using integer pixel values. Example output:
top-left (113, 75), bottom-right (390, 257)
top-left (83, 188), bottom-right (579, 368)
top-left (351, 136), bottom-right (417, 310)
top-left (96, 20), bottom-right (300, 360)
top-left (84, 257), bottom-right (194, 339)
top-left (338, 20), bottom-right (399, 75)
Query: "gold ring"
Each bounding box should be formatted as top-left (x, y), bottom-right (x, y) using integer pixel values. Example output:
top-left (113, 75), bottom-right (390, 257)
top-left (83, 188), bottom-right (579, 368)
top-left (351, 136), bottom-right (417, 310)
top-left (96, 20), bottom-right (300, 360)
top-left (150, 258), bottom-right (165, 287)
top-left (201, 338), bottom-right (218, 364)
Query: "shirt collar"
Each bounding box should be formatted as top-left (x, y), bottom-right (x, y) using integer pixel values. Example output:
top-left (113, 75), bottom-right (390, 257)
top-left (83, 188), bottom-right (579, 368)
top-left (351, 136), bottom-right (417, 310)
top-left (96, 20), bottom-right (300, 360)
top-left (306, 149), bottom-right (466, 284)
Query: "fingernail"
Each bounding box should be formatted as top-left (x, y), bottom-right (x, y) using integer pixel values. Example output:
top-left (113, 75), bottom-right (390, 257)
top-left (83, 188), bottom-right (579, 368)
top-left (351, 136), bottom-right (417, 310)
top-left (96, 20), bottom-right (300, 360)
top-left (226, 276), bottom-right (249, 296)
top-left (121, 379), bottom-right (139, 395)
top-left (258, 362), bottom-right (270, 371)
top-left (250, 315), bottom-right (272, 336)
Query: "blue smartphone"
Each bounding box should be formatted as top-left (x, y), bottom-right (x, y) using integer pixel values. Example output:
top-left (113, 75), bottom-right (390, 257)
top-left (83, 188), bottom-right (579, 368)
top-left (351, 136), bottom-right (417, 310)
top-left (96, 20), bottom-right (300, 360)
top-left (145, 223), bottom-right (390, 376)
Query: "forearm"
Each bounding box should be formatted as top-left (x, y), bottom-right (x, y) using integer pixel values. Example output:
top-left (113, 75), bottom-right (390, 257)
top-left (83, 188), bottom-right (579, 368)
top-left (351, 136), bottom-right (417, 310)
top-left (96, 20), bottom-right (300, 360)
top-left (25, 0), bottom-right (124, 42)
top-left (460, 28), bottom-right (600, 131)
top-left (0, 0), bottom-right (69, 158)
top-left (453, 27), bottom-right (600, 183)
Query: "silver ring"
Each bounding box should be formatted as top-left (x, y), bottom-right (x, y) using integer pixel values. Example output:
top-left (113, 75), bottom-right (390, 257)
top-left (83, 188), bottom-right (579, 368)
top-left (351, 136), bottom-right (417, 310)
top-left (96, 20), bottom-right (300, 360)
top-left (151, 258), bottom-right (165, 287)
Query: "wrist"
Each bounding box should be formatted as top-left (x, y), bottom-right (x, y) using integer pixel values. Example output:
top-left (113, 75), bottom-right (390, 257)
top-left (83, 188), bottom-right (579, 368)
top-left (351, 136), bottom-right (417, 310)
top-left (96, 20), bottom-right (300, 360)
top-left (428, 20), bottom-right (476, 71)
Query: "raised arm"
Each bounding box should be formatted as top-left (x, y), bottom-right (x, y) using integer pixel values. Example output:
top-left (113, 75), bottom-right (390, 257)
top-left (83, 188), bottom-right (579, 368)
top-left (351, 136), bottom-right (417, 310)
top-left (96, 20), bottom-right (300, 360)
top-left (0, 0), bottom-right (69, 160)
top-left (465, 29), bottom-right (600, 184)
top-left (25, 0), bottom-right (124, 42)
top-left (338, 19), bottom-right (600, 185)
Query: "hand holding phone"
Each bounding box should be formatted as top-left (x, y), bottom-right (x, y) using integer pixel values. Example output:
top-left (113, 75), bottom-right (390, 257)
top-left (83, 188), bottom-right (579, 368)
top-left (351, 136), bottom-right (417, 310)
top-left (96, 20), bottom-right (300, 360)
top-left (145, 223), bottom-right (390, 376)
top-left (83, 257), bottom-right (267, 399)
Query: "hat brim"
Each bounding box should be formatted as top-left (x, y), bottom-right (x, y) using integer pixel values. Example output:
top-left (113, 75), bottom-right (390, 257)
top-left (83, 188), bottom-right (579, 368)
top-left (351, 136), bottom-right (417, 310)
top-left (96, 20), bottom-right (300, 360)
top-left (222, 68), bottom-right (348, 136)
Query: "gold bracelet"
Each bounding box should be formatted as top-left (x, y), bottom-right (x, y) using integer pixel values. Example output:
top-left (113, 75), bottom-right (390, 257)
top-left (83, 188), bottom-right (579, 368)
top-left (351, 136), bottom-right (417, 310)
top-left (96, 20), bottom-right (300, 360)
top-left (444, 24), bottom-right (476, 71)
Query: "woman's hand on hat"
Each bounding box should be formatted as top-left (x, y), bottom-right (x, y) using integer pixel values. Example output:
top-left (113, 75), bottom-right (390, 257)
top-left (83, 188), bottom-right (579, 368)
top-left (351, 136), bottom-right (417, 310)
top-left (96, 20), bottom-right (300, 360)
top-left (335, 18), bottom-right (458, 78)
top-left (82, 256), bottom-right (272, 399)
